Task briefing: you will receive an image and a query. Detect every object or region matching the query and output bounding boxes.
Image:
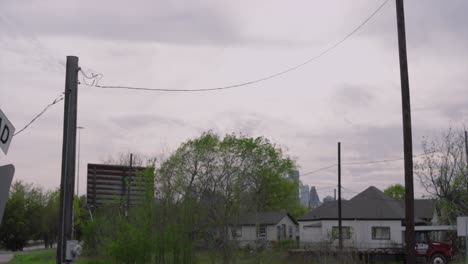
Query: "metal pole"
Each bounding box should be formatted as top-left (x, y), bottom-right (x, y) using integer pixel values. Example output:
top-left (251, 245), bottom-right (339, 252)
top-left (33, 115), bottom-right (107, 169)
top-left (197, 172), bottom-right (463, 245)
top-left (57, 56), bottom-right (79, 264)
top-left (76, 126), bottom-right (84, 197)
top-left (395, 1), bottom-right (415, 263)
top-left (128, 153), bottom-right (133, 211)
top-left (338, 142), bottom-right (343, 250)
top-left (464, 131), bottom-right (467, 192)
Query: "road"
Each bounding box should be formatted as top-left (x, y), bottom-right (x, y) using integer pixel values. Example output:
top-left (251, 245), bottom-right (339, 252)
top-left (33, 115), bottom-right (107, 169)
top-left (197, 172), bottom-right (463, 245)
top-left (0, 251), bottom-right (13, 263)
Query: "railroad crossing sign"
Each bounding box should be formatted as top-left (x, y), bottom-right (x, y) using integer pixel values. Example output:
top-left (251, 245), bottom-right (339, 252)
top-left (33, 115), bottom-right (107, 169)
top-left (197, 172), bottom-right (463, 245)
top-left (0, 164), bottom-right (15, 224)
top-left (0, 108), bottom-right (15, 155)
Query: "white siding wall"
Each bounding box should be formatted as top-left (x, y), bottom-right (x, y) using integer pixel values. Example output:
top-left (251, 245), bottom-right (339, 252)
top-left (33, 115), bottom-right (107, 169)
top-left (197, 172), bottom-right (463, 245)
top-left (238, 226), bottom-right (257, 241)
top-left (230, 215), bottom-right (298, 246)
top-left (266, 215), bottom-right (297, 241)
top-left (300, 220), bottom-right (403, 249)
top-left (299, 221), bottom-right (323, 243)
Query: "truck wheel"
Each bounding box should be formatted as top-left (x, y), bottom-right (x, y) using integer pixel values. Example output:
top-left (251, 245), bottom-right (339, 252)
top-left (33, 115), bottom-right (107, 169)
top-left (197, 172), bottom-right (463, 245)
top-left (430, 254), bottom-right (446, 264)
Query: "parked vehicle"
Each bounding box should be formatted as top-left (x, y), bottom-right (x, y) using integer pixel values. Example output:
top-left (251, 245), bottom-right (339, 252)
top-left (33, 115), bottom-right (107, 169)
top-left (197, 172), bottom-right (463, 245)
top-left (415, 231), bottom-right (453, 264)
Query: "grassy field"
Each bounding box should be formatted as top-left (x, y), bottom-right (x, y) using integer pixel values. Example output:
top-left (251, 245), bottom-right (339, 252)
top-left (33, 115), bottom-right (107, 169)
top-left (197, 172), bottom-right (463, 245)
top-left (7, 248), bottom-right (468, 264)
top-left (9, 249), bottom-right (107, 264)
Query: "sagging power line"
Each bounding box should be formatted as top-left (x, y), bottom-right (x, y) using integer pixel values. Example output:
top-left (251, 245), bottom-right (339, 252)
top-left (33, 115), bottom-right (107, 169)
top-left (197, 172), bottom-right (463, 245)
top-left (13, 93), bottom-right (65, 136)
top-left (79, 0), bottom-right (390, 93)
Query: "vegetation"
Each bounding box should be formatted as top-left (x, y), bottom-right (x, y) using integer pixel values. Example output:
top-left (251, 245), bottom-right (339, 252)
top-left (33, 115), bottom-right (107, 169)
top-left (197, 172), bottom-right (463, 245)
top-left (12, 128), bottom-right (467, 263)
top-left (415, 126), bottom-right (468, 225)
top-left (0, 181), bottom-right (59, 251)
top-left (11, 248), bottom-right (432, 264)
top-left (0, 181), bottom-right (88, 251)
top-left (79, 132), bottom-right (303, 264)
top-left (383, 184), bottom-right (405, 200)
top-left (9, 248), bottom-right (108, 264)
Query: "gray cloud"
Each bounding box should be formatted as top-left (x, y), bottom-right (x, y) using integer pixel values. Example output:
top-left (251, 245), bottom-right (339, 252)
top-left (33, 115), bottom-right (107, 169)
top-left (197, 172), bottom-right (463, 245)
top-left (362, 0), bottom-right (468, 50)
top-left (110, 113), bottom-right (191, 130)
top-left (330, 83), bottom-right (375, 114)
top-left (1, 0), bottom-right (241, 45)
top-left (1, 0), bottom-right (465, 199)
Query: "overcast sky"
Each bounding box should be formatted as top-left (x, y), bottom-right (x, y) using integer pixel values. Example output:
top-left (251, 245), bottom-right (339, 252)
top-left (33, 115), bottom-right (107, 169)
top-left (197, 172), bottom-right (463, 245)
top-left (1, 0), bottom-right (467, 200)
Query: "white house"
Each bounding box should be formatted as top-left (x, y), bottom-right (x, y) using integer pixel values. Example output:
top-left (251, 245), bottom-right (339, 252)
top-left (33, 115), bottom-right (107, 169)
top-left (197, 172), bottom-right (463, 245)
top-left (230, 211), bottom-right (299, 247)
top-left (298, 186), bottom-right (435, 250)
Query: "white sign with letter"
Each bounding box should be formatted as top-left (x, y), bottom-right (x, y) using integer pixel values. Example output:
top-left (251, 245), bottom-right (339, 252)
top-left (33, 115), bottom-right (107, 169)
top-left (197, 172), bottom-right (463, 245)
top-left (0, 108), bottom-right (15, 155)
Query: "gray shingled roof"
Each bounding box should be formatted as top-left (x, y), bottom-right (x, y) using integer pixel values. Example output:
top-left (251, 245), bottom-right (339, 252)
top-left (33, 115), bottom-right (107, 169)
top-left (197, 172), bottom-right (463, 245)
top-left (298, 186), bottom-right (435, 222)
top-left (402, 199), bottom-right (436, 222)
top-left (233, 211), bottom-right (298, 226)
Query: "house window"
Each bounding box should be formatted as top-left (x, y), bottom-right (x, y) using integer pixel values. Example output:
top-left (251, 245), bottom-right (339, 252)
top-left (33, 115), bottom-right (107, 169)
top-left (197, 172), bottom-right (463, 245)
top-left (289, 226), bottom-right (293, 239)
top-left (258, 224), bottom-right (267, 238)
top-left (277, 225), bottom-right (281, 240)
top-left (332, 226), bottom-right (351, 239)
top-left (231, 227), bottom-right (242, 238)
top-left (372, 227), bottom-right (390, 240)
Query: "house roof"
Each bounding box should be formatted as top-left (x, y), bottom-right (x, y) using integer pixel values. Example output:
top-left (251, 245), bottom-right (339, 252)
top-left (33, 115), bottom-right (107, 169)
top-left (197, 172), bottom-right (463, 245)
top-left (233, 211), bottom-right (298, 226)
top-left (298, 186), bottom-right (435, 222)
top-left (406, 199), bottom-right (436, 220)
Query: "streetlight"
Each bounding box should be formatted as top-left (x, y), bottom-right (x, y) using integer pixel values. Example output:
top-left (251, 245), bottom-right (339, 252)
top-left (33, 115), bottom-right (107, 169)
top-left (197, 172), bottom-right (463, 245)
top-left (76, 126), bottom-right (85, 197)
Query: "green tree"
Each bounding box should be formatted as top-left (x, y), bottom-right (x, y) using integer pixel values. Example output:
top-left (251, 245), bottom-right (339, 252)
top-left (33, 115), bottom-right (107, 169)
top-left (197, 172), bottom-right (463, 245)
top-left (415, 126), bottom-right (468, 224)
top-left (73, 194), bottom-right (91, 241)
top-left (0, 181), bottom-right (31, 251)
top-left (0, 182), bottom-right (61, 250)
top-left (383, 184), bottom-right (405, 200)
top-left (82, 132), bottom-right (300, 263)
top-left (42, 190), bottom-right (59, 248)
top-left (157, 132), bottom-right (298, 262)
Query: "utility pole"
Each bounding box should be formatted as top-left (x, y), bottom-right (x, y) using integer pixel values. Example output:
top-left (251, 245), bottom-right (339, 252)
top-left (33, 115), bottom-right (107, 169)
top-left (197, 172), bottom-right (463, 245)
top-left (338, 142), bottom-right (343, 250)
top-left (57, 56), bottom-right (79, 264)
top-left (395, 1), bottom-right (415, 263)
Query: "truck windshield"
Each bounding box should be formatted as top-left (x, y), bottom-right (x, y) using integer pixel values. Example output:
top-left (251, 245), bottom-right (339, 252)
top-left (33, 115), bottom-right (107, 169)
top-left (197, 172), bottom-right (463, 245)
top-left (415, 232), bottom-right (427, 243)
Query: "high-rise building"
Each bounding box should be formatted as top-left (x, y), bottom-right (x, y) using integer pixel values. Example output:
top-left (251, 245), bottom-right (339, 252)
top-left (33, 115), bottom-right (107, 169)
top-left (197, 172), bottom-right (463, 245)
top-left (287, 170), bottom-right (300, 202)
top-left (308, 186), bottom-right (321, 208)
top-left (299, 184), bottom-right (310, 207)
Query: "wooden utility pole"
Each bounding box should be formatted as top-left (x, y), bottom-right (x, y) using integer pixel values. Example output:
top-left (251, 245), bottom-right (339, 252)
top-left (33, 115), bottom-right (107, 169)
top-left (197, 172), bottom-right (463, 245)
top-left (338, 142), bottom-right (343, 250)
top-left (395, 1), bottom-right (415, 263)
top-left (57, 56), bottom-right (79, 264)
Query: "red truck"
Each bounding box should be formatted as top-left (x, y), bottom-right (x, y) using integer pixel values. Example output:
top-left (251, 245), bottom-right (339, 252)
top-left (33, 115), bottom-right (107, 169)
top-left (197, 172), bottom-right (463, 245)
top-left (415, 231), bottom-right (453, 264)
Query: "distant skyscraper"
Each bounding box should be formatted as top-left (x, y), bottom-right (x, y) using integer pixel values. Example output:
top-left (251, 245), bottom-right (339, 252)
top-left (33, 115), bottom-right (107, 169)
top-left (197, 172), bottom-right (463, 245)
top-left (300, 183), bottom-right (310, 207)
top-left (308, 186), bottom-right (321, 208)
top-left (288, 170), bottom-right (299, 182)
top-left (287, 170), bottom-right (300, 202)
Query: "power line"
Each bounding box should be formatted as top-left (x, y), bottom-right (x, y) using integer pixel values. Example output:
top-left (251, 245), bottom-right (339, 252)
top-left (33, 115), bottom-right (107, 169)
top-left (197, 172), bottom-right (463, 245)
top-left (341, 152), bottom-right (431, 165)
top-left (13, 93), bottom-right (64, 136)
top-left (301, 164), bottom-right (338, 177)
top-left (300, 152), bottom-right (434, 178)
top-left (79, 0), bottom-right (390, 93)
